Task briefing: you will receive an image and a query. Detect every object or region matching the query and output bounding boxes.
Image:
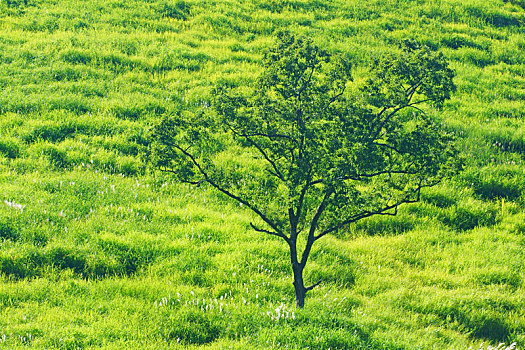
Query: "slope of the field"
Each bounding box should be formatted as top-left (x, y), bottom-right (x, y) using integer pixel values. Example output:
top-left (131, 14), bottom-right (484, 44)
top-left (1, 0), bottom-right (525, 348)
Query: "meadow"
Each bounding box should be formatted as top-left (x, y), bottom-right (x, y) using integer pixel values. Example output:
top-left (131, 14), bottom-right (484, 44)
top-left (0, 0), bottom-right (525, 348)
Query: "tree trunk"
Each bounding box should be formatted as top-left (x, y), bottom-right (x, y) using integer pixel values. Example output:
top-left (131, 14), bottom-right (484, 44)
top-left (292, 264), bottom-right (306, 308)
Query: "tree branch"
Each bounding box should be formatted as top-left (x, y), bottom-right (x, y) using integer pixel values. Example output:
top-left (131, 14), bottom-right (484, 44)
top-left (296, 62), bottom-right (317, 99)
top-left (244, 136), bottom-right (285, 181)
top-left (376, 106), bottom-right (389, 119)
top-left (371, 141), bottom-right (402, 153)
top-left (169, 145), bottom-right (284, 237)
top-left (352, 167), bottom-right (420, 179)
top-left (321, 85), bottom-right (346, 114)
top-left (294, 175), bottom-right (312, 227)
top-left (308, 164), bottom-right (421, 186)
top-left (250, 223), bottom-right (290, 243)
top-left (372, 98), bottom-right (434, 140)
top-left (406, 98), bottom-right (433, 109)
top-left (244, 132), bottom-right (294, 141)
top-left (300, 189), bottom-right (333, 267)
top-left (305, 280), bottom-right (322, 292)
top-left (315, 182), bottom-right (426, 240)
top-left (405, 80), bottom-right (424, 101)
top-left (159, 167), bottom-right (205, 185)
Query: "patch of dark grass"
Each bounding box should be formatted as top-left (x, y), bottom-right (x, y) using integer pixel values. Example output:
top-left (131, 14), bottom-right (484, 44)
top-left (151, 50), bottom-right (209, 73)
top-left (308, 247), bottom-right (357, 287)
top-left (0, 217), bottom-right (19, 241)
top-left (467, 313), bottom-right (511, 342)
top-left (441, 35), bottom-right (483, 50)
top-left (504, 0), bottom-right (525, 9)
top-left (110, 100), bottom-right (166, 120)
top-left (456, 48), bottom-right (495, 68)
top-left (157, 1), bottom-right (191, 20)
top-left (475, 270), bottom-right (521, 289)
top-left (160, 308), bottom-right (222, 345)
top-left (22, 121), bottom-right (82, 143)
top-left (256, 315), bottom-right (399, 350)
top-left (99, 53), bottom-right (146, 73)
top-left (40, 144), bottom-right (70, 168)
top-left (350, 214), bottom-right (417, 236)
top-left (397, 293), bottom-right (512, 343)
top-left (421, 187), bottom-right (458, 208)
top-left (461, 165), bottom-right (525, 201)
top-left (0, 138), bottom-right (21, 159)
top-left (97, 234), bottom-right (159, 276)
top-left (47, 246), bottom-right (87, 274)
top-left (0, 255), bottom-right (32, 279)
top-left (465, 5), bottom-right (523, 28)
top-left (61, 49), bottom-right (93, 65)
top-left (21, 228), bottom-right (49, 247)
top-left (439, 201), bottom-right (499, 231)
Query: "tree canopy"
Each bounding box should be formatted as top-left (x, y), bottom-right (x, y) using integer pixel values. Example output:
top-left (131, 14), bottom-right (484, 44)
top-left (150, 32), bottom-right (460, 308)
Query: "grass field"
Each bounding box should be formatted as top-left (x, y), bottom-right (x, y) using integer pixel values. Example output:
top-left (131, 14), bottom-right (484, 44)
top-left (1, 0), bottom-right (525, 348)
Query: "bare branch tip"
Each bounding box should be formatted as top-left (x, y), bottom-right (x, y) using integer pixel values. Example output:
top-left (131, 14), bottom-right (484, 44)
top-left (306, 280), bottom-right (322, 292)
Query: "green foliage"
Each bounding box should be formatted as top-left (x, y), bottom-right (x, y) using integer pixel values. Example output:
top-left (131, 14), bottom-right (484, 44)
top-left (151, 32), bottom-right (460, 308)
top-left (175, 249), bottom-right (213, 286)
top-left (153, 34), bottom-right (459, 236)
top-left (506, 0), bottom-right (525, 9)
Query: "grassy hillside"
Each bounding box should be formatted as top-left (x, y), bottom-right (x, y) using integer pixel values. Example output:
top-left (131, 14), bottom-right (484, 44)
top-left (1, 0), bottom-right (525, 348)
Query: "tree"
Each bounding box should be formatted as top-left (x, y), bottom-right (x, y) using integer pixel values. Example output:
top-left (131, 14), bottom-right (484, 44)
top-left (150, 33), bottom-right (460, 308)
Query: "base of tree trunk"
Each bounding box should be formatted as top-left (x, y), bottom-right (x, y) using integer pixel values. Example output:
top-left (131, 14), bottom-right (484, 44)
top-left (295, 287), bottom-right (306, 308)
top-left (293, 267), bottom-right (306, 308)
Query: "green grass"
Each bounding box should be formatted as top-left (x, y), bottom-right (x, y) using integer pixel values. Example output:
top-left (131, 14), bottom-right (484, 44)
top-left (1, 0), bottom-right (525, 348)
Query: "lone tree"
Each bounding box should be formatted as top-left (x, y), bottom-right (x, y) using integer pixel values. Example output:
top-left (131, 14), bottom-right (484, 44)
top-left (151, 33), bottom-right (459, 308)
